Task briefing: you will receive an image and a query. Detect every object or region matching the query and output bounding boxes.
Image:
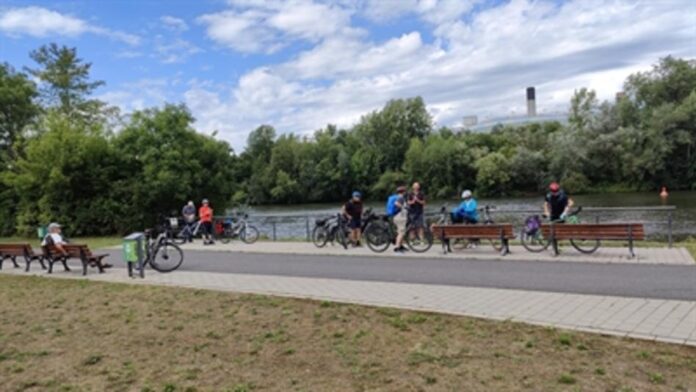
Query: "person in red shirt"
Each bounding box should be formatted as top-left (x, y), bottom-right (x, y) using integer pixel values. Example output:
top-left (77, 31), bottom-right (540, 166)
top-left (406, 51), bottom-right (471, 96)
top-left (199, 199), bottom-right (215, 245)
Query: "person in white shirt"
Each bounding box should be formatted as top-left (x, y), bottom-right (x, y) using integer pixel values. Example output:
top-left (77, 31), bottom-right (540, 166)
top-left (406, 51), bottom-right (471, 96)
top-left (42, 222), bottom-right (67, 255)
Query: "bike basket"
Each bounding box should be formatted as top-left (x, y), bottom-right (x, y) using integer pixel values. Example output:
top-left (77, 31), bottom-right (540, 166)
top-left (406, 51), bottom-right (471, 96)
top-left (168, 217), bottom-right (179, 229)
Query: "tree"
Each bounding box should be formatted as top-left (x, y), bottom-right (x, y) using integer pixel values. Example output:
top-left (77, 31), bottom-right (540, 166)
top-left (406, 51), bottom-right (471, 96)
top-left (113, 104), bottom-right (236, 230)
top-left (0, 63), bottom-right (39, 162)
top-left (26, 43), bottom-right (109, 122)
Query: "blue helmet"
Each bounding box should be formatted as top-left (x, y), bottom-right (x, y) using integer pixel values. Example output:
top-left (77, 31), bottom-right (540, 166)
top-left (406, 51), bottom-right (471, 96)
top-left (352, 191), bottom-right (362, 199)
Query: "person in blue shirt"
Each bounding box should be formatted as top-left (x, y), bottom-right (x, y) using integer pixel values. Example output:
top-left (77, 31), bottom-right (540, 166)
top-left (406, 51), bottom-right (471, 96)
top-left (451, 190), bottom-right (479, 224)
top-left (386, 185), bottom-right (408, 252)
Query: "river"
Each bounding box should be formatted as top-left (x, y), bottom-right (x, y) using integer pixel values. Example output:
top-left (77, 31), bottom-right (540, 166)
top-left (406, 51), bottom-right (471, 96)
top-left (241, 191), bottom-right (696, 241)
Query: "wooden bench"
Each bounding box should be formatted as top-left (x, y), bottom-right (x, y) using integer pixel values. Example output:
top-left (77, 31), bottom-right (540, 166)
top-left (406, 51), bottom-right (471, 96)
top-left (44, 244), bottom-right (109, 275)
top-left (540, 223), bottom-right (645, 258)
top-left (432, 224), bottom-right (515, 255)
top-left (0, 243), bottom-right (46, 271)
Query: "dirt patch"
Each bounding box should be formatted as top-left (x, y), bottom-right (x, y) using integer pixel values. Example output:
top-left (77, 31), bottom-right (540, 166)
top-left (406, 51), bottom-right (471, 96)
top-left (0, 275), bottom-right (694, 391)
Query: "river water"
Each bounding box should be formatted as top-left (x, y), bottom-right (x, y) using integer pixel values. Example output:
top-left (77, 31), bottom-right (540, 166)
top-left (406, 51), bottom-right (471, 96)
top-left (242, 191), bottom-right (696, 241)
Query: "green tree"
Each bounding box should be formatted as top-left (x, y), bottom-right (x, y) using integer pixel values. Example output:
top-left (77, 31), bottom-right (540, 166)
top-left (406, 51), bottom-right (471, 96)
top-left (113, 104), bottom-right (236, 230)
top-left (26, 43), bottom-right (110, 123)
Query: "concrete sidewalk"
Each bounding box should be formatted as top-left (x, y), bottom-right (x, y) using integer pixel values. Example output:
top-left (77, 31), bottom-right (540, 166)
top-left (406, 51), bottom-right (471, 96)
top-left (3, 266), bottom-right (695, 347)
top-left (172, 240), bottom-right (695, 265)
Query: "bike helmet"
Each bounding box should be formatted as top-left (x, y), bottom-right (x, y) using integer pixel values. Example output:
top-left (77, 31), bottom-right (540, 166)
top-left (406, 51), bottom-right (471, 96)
top-left (352, 191), bottom-right (362, 199)
top-left (549, 182), bottom-right (560, 192)
top-left (202, 198), bottom-right (209, 204)
top-left (461, 190), bottom-right (472, 199)
top-left (396, 186), bottom-right (407, 193)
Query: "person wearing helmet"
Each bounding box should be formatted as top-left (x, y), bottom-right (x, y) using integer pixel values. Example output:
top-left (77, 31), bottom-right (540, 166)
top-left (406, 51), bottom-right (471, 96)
top-left (451, 190), bottom-right (479, 224)
top-left (386, 185), bottom-right (408, 252)
top-left (199, 199), bottom-right (215, 245)
top-left (544, 182), bottom-right (574, 221)
top-left (181, 200), bottom-right (196, 243)
top-left (342, 191), bottom-right (364, 246)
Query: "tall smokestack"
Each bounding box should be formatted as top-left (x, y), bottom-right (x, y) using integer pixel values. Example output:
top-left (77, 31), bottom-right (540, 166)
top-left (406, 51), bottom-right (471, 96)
top-left (526, 87), bottom-right (536, 117)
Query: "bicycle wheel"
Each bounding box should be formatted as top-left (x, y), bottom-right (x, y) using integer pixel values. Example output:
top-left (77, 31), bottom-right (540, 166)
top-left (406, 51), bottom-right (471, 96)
top-left (406, 225), bottom-right (433, 253)
top-left (312, 226), bottom-right (329, 248)
top-left (488, 238), bottom-right (504, 252)
top-left (570, 238), bottom-right (601, 254)
top-left (521, 230), bottom-right (550, 253)
top-left (364, 223), bottom-right (391, 253)
top-left (240, 225), bottom-right (259, 244)
top-left (335, 226), bottom-right (349, 249)
top-left (217, 227), bottom-right (232, 244)
top-left (150, 241), bottom-right (184, 273)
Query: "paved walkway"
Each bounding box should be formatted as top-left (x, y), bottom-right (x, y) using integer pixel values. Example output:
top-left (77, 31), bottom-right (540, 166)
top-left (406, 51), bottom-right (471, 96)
top-left (173, 240), bottom-right (695, 265)
top-left (2, 265), bottom-right (695, 347)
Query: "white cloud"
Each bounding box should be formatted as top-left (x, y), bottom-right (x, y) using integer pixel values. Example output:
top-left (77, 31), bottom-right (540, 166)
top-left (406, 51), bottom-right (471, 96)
top-left (197, 0), bottom-right (358, 53)
top-left (0, 6), bottom-right (140, 45)
top-left (100, 0), bottom-right (695, 152)
top-left (160, 15), bottom-right (188, 31)
top-left (361, 0), bottom-right (480, 24)
top-left (154, 37), bottom-right (202, 63)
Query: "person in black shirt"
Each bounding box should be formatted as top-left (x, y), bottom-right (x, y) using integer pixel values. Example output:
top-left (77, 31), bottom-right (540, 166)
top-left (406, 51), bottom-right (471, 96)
top-left (407, 182), bottom-right (426, 236)
top-left (342, 191), bottom-right (363, 246)
top-left (544, 182), bottom-right (574, 221)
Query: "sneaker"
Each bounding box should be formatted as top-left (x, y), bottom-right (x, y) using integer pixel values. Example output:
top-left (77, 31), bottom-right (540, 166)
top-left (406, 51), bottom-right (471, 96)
top-left (394, 247), bottom-right (404, 253)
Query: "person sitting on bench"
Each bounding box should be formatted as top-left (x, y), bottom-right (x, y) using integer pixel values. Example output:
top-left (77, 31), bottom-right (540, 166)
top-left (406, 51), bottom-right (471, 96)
top-left (42, 222), bottom-right (68, 255)
top-left (445, 190), bottom-right (481, 250)
top-left (451, 190), bottom-right (478, 224)
top-left (42, 222), bottom-right (112, 269)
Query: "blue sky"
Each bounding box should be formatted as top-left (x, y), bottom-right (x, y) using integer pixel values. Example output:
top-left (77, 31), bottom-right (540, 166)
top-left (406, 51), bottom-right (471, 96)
top-left (1, 0), bottom-right (694, 151)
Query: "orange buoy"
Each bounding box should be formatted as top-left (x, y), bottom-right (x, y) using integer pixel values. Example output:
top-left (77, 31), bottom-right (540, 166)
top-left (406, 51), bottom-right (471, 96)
top-left (660, 186), bottom-right (669, 198)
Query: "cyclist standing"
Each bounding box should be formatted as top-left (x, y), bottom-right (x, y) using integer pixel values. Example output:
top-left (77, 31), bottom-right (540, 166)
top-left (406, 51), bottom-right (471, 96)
top-left (386, 185), bottom-right (408, 253)
top-left (181, 201), bottom-right (196, 243)
top-left (199, 199), bottom-right (215, 245)
top-left (544, 182), bottom-right (574, 221)
top-left (407, 182), bottom-right (426, 238)
top-left (342, 191), bottom-right (363, 246)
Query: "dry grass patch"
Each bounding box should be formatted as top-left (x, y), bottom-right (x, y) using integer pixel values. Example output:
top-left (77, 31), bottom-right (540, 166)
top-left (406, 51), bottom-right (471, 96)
top-left (0, 275), bottom-right (694, 391)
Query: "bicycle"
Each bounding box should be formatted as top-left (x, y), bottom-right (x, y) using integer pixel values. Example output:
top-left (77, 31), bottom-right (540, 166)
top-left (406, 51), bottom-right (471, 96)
top-left (217, 213), bottom-right (259, 244)
top-left (520, 206), bottom-right (600, 254)
top-left (312, 214), bottom-right (350, 249)
top-left (362, 211), bottom-right (432, 253)
top-left (128, 227), bottom-right (184, 276)
top-left (172, 219), bottom-right (203, 245)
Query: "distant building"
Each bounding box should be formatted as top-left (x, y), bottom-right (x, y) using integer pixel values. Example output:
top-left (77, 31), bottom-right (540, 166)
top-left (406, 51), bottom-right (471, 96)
top-left (462, 115), bottom-right (478, 127)
top-left (526, 87), bottom-right (537, 117)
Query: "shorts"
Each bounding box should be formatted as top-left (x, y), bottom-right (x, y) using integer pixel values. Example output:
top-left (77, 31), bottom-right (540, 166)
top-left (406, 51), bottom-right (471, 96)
top-left (408, 211), bottom-right (424, 228)
top-left (349, 217), bottom-right (362, 229)
top-left (201, 221), bottom-right (213, 235)
top-left (393, 212), bottom-right (408, 235)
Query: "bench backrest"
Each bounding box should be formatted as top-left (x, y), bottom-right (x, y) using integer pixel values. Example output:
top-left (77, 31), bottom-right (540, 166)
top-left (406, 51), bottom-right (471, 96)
top-left (0, 243), bottom-right (35, 257)
top-left (540, 223), bottom-right (645, 240)
top-left (432, 224), bottom-right (515, 239)
top-left (44, 244), bottom-right (91, 259)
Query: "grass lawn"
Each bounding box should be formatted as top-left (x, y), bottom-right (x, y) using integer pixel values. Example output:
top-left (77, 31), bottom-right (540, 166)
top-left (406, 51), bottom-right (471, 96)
top-left (0, 276), bottom-right (694, 391)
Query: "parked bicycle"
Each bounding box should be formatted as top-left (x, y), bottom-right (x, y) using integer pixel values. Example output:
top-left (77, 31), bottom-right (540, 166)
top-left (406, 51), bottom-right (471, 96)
top-left (171, 219), bottom-right (204, 245)
top-left (362, 211), bottom-right (433, 253)
top-left (217, 213), bottom-right (259, 244)
top-left (129, 227), bottom-right (184, 274)
top-left (312, 213), bottom-right (350, 249)
top-left (521, 206), bottom-right (600, 253)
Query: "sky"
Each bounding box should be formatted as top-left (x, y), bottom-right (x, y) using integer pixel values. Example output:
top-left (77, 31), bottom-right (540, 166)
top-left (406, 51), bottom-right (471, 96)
top-left (0, 0), bottom-right (694, 152)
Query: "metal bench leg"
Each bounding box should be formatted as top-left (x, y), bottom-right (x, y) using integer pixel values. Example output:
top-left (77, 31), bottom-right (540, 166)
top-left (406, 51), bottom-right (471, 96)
top-left (441, 228), bottom-right (448, 255)
top-left (11, 256), bottom-right (20, 268)
top-left (39, 257), bottom-right (47, 270)
top-left (551, 239), bottom-right (560, 256)
top-left (61, 258), bottom-right (71, 272)
top-left (628, 226), bottom-right (635, 259)
top-left (82, 258), bottom-right (88, 276)
top-left (501, 239), bottom-right (510, 256)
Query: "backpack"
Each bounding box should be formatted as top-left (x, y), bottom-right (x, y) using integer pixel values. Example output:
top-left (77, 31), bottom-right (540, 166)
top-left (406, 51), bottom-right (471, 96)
top-left (524, 215), bottom-right (541, 235)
